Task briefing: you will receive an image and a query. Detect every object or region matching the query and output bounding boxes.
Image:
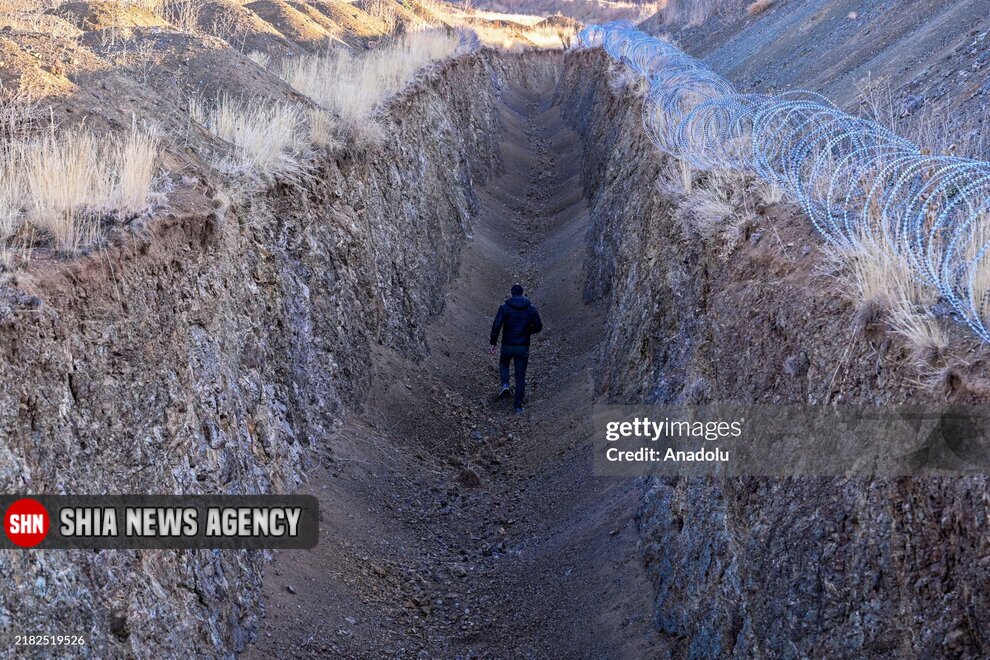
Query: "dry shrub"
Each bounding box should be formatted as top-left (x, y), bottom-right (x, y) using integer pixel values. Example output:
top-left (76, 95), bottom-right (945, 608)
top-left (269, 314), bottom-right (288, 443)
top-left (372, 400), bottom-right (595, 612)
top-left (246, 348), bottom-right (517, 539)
top-left (121, 0), bottom-right (199, 32)
top-left (752, 177), bottom-right (785, 205)
top-left (191, 96), bottom-right (305, 178)
top-left (208, 0), bottom-right (240, 41)
top-left (308, 108), bottom-right (343, 151)
top-left (0, 92), bottom-right (36, 141)
top-left (0, 127), bottom-right (159, 252)
top-left (607, 61), bottom-right (650, 97)
top-left (686, 187), bottom-right (734, 241)
top-left (0, 169), bottom-right (19, 250)
top-left (857, 74), bottom-right (990, 160)
top-left (746, 0), bottom-right (774, 16)
top-left (960, 213), bottom-right (990, 330)
top-left (831, 233), bottom-right (948, 365)
top-left (246, 50), bottom-right (270, 69)
top-left (662, 165), bottom-right (754, 254)
top-left (277, 29), bottom-right (462, 122)
top-left (363, 0), bottom-right (400, 33)
top-left (155, 0), bottom-right (201, 33)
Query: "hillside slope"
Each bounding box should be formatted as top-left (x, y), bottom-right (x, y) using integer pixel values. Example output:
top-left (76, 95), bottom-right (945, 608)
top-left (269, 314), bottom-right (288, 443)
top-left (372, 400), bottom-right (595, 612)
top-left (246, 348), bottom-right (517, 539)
top-left (644, 0), bottom-right (990, 132)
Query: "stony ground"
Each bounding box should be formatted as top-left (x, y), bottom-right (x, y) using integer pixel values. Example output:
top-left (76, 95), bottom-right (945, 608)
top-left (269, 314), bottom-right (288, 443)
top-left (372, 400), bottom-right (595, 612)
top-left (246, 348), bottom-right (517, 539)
top-left (645, 0), bottom-right (990, 140)
top-left (247, 70), bottom-right (664, 659)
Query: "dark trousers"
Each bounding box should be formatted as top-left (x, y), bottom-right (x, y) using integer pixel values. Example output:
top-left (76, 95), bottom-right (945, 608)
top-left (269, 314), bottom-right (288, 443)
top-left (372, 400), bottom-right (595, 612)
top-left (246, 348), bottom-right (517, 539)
top-left (499, 344), bottom-right (529, 408)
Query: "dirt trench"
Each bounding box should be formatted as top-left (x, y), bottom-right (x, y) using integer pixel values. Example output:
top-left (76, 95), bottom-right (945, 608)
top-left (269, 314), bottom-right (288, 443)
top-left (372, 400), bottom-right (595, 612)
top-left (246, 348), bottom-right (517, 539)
top-left (247, 60), bottom-right (663, 658)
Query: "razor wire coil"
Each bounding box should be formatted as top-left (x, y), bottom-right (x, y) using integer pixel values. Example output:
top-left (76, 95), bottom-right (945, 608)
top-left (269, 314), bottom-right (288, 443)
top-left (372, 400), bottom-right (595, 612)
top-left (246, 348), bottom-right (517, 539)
top-left (579, 22), bottom-right (990, 343)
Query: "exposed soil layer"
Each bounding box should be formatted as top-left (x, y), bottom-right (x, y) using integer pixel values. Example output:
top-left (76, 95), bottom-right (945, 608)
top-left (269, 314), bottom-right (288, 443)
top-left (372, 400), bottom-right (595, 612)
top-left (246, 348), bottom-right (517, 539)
top-left (0, 50), bottom-right (506, 657)
top-left (249, 54), bottom-right (663, 659)
top-left (250, 44), bottom-right (990, 657)
top-left (2, 7), bottom-right (989, 655)
top-left (558, 49), bottom-right (990, 657)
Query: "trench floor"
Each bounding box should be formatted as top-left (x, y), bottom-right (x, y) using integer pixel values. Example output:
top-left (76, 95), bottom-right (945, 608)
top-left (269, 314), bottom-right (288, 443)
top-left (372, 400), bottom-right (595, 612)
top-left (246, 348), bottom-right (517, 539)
top-left (247, 71), bottom-right (663, 658)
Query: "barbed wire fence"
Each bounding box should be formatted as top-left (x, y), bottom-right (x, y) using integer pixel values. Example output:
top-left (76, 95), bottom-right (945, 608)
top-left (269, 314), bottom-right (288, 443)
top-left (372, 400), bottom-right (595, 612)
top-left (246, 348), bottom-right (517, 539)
top-left (578, 21), bottom-right (990, 344)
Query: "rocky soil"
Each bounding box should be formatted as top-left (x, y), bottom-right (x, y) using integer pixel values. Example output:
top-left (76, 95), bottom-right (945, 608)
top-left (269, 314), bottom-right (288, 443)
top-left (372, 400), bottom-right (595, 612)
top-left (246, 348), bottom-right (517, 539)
top-left (248, 52), bottom-right (663, 659)
top-left (644, 0), bottom-right (990, 135)
top-left (558, 48), bottom-right (990, 657)
top-left (1, 2), bottom-right (989, 656)
top-left (0, 50), bottom-right (506, 656)
top-left (248, 44), bottom-right (990, 658)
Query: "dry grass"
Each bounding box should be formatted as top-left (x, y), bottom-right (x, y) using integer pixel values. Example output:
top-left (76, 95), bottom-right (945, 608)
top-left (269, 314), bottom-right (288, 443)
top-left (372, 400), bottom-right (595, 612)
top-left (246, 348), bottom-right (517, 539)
top-left (469, 22), bottom-right (574, 50)
top-left (666, 149), bottom-right (956, 369)
top-left (752, 177), bottom-right (785, 205)
top-left (961, 213), bottom-right (990, 326)
top-left (342, 117), bottom-right (388, 151)
top-left (246, 50), bottom-right (271, 69)
top-left (0, 127), bottom-right (159, 253)
top-left (660, 166), bottom-right (756, 255)
top-left (278, 29), bottom-right (462, 122)
top-left (191, 95), bottom-right (306, 179)
top-left (688, 183), bottom-right (735, 238)
top-left (830, 232), bottom-right (949, 365)
top-left (460, 8), bottom-right (544, 25)
top-left (857, 74), bottom-right (990, 160)
top-left (745, 0), bottom-right (774, 16)
top-left (148, 0), bottom-right (201, 33)
top-left (362, 0), bottom-right (401, 33)
top-left (114, 128), bottom-right (161, 213)
top-left (835, 76), bottom-right (990, 364)
top-left (188, 26), bottom-right (469, 192)
top-left (308, 108), bottom-right (343, 151)
top-left (608, 61), bottom-right (650, 97)
top-left (0, 11), bottom-right (83, 37)
top-left (1, 2), bottom-right (481, 269)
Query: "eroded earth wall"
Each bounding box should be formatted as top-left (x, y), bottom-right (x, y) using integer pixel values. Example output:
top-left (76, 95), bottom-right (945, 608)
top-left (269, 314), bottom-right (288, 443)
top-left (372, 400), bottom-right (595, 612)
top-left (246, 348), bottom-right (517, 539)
top-left (0, 51), bottom-right (506, 656)
top-left (558, 49), bottom-right (990, 658)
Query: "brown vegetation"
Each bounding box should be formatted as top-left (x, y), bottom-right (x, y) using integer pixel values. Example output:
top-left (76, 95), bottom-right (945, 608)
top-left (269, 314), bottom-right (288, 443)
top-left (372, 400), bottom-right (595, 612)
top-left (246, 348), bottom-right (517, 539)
top-left (745, 0), bottom-right (774, 16)
top-left (277, 29), bottom-right (464, 122)
top-left (0, 1), bottom-right (566, 270)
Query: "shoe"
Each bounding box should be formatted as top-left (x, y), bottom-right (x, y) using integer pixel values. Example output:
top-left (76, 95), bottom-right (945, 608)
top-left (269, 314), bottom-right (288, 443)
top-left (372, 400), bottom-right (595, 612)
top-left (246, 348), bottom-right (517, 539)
top-left (497, 385), bottom-right (511, 399)
top-left (514, 407), bottom-right (524, 415)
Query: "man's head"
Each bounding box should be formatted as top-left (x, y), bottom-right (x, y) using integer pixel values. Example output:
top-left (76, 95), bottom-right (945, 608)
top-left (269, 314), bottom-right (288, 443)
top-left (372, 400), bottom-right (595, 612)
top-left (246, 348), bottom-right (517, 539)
top-left (511, 284), bottom-right (524, 297)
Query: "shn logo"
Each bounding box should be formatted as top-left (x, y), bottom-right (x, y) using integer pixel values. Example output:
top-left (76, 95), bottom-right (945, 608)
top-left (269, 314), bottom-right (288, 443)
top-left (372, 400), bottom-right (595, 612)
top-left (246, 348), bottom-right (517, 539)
top-left (4, 498), bottom-right (51, 548)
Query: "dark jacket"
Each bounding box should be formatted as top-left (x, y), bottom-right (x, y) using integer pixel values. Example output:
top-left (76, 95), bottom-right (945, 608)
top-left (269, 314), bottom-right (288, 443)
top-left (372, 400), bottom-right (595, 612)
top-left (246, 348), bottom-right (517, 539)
top-left (490, 296), bottom-right (543, 347)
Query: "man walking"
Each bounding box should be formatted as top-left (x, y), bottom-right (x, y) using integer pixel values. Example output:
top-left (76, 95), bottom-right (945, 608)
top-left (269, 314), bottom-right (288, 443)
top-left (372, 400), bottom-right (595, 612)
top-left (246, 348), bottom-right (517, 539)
top-left (489, 284), bottom-right (543, 414)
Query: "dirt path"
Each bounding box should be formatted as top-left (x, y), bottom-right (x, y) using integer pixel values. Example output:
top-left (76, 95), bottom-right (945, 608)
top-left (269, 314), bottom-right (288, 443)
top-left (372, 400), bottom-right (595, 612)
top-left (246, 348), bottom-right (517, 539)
top-left (247, 64), bottom-right (663, 659)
